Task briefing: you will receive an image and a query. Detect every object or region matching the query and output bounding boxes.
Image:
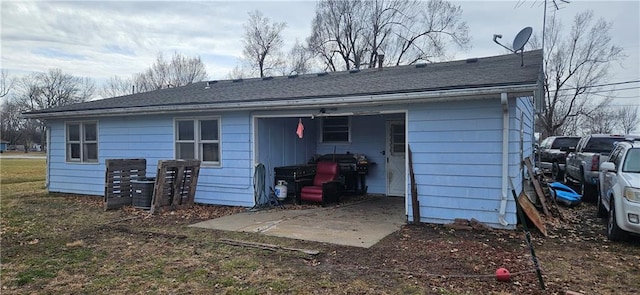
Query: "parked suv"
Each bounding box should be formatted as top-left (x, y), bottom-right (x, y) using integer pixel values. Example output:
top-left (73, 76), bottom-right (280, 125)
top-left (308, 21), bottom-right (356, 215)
top-left (597, 139), bottom-right (640, 241)
top-left (564, 134), bottom-right (639, 201)
top-left (538, 136), bottom-right (581, 181)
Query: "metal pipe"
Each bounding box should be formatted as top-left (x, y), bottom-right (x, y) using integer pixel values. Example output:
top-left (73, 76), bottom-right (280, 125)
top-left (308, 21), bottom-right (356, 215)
top-left (499, 92), bottom-right (510, 226)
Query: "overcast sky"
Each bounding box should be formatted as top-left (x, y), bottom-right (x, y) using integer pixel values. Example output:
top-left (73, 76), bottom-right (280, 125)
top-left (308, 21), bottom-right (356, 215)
top-left (1, 0), bottom-right (638, 110)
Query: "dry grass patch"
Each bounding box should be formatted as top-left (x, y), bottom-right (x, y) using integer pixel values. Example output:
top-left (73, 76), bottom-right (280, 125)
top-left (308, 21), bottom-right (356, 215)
top-left (1, 158), bottom-right (639, 294)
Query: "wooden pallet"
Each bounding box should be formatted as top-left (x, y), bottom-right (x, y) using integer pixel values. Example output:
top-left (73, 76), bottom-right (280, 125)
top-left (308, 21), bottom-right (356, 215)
top-left (150, 159), bottom-right (201, 214)
top-left (104, 159), bottom-right (146, 211)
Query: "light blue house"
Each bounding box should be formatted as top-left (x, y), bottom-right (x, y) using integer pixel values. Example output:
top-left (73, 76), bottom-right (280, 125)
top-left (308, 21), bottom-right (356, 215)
top-left (24, 50), bottom-right (543, 229)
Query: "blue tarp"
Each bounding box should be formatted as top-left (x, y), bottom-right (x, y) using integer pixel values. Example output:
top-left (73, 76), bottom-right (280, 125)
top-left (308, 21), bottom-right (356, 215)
top-left (548, 182), bottom-right (582, 207)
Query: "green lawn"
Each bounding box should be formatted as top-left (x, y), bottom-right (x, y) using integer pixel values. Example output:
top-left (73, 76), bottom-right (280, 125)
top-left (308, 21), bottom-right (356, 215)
top-left (0, 158), bottom-right (46, 185)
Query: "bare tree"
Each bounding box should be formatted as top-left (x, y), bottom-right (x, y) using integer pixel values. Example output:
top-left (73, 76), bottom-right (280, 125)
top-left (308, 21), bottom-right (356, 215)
top-left (134, 53), bottom-right (170, 92)
top-left (617, 106), bottom-right (639, 134)
top-left (102, 75), bottom-right (134, 98)
top-left (1, 69), bottom-right (15, 98)
top-left (538, 10), bottom-right (624, 137)
top-left (285, 40), bottom-right (315, 75)
top-left (580, 107), bottom-right (618, 135)
top-left (241, 10), bottom-right (286, 78)
top-left (308, 0), bottom-right (470, 71)
top-left (0, 100), bottom-right (24, 145)
top-left (103, 52), bottom-right (208, 96)
top-left (12, 69), bottom-right (96, 149)
top-left (15, 69), bottom-right (95, 111)
top-left (225, 65), bottom-right (248, 80)
top-left (169, 53), bottom-right (207, 86)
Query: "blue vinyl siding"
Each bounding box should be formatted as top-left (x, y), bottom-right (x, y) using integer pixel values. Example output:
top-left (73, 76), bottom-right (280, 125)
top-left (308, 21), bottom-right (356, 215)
top-left (44, 94), bottom-right (534, 227)
top-left (515, 96), bottom-right (535, 193)
top-left (257, 117), bottom-right (317, 192)
top-left (407, 98), bottom-right (520, 228)
top-left (47, 112), bottom-right (255, 207)
top-left (316, 114), bottom-right (399, 195)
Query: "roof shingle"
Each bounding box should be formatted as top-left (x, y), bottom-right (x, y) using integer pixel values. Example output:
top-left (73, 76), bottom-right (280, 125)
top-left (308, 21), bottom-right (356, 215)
top-left (26, 50), bottom-right (542, 116)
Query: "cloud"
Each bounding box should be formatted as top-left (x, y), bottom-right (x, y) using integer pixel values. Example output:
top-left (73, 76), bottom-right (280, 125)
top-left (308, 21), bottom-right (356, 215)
top-left (0, 0), bottom-right (637, 92)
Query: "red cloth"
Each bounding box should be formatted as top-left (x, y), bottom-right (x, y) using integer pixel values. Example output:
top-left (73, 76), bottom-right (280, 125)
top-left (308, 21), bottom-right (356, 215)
top-left (296, 118), bottom-right (304, 138)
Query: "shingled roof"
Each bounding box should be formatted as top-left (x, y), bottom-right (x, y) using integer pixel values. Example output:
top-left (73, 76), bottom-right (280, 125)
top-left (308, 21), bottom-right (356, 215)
top-left (24, 50), bottom-right (542, 118)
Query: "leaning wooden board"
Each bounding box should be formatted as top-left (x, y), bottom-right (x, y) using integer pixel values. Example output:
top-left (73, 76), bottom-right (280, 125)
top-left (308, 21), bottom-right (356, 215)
top-left (518, 191), bottom-right (547, 236)
top-left (408, 146), bottom-right (420, 223)
top-left (523, 157), bottom-right (551, 216)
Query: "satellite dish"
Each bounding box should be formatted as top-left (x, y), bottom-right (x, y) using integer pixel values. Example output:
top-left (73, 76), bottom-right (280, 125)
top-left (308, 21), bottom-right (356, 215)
top-left (493, 26), bottom-right (533, 67)
top-left (512, 27), bottom-right (532, 52)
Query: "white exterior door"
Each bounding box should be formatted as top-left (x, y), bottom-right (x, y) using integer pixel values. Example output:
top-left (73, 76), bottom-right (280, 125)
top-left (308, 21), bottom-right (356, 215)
top-left (386, 120), bottom-right (406, 196)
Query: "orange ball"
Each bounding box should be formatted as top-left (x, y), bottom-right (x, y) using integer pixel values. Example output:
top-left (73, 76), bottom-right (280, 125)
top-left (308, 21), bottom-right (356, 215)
top-left (495, 267), bottom-right (510, 282)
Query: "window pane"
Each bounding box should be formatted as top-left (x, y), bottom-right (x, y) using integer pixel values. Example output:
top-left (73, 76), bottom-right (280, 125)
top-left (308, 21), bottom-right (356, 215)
top-left (201, 143), bottom-right (220, 162)
top-left (84, 143), bottom-right (98, 161)
top-left (584, 138), bottom-right (621, 153)
top-left (200, 120), bottom-right (219, 140)
top-left (68, 124), bottom-right (80, 141)
top-left (322, 116), bottom-right (349, 142)
top-left (323, 132), bottom-right (349, 142)
top-left (176, 143), bottom-right (195, 159)
top-left (392, 143), bottom-right (405, 154)
top-left (84, 123), bottom-right (97, 141)
top-left (177, 121), bottom-right (194, 140)
top-left (392, 124), bottom-right (405, 135)
top-left (324, 116), bottom-right (348, 126)
top-left (69, 143), bottom-right (80, 160)
top-left (623, 149), bottom-right (640, 173)
top-left (550, 137), bottom-right (579, 149)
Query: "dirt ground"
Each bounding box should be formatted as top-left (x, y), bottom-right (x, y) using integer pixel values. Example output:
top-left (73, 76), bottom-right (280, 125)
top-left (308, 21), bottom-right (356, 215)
top-left (178, 199), bottom-right (639, 294)
top-left (2, 191), bottom-right (639, 294)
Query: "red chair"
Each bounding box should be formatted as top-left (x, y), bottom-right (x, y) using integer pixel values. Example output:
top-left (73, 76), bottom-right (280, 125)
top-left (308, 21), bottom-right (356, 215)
top-left (297, 161), bottom-right (341, 206)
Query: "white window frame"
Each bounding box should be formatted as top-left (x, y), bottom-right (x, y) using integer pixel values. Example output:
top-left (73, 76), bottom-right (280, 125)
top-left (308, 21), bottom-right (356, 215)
top-left (175, 117), bottom-right (221, 166)
top-left (321, 116), bottom-right (351, 143)
top-left (65, 121), bottom-right (98, 163)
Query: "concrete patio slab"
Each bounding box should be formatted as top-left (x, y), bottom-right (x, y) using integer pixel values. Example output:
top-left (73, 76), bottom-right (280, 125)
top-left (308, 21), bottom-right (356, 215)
top-left (190, 195), bottom-right (406, 248)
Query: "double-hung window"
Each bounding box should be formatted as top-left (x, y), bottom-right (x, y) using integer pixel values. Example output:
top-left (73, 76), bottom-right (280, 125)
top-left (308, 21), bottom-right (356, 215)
top-left (175, 118), bottom-right (220, 165)
top-left (66, 122), bottom-right (98, 163)
top-left (321, 116), bottom-right (350, 143)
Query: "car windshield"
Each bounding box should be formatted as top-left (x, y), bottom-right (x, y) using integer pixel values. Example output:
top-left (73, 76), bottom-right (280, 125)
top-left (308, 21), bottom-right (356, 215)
top-left (622, 148), bottom-right (640, 173)
top-left (583, 137), bottom-right (625, 153)
top-left (551, 137), bottom-right (580, 149)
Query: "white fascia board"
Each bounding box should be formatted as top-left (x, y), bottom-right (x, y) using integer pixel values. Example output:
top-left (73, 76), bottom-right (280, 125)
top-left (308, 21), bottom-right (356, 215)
top-left (23, 84), bottom-right (537, 119)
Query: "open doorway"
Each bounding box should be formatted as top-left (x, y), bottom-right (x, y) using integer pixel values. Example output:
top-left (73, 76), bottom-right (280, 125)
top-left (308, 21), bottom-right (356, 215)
top-left (386, 120), bottom-right (406, 196)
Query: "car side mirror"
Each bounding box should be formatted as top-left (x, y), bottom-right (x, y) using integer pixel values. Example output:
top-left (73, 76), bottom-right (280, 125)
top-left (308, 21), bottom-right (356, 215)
top-left (600, 162), bottom-right (616, 172)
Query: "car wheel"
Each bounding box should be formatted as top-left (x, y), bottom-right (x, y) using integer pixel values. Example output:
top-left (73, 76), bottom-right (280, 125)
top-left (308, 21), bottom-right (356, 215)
top-left (551, 162), bottom-right (564, 182)
top-left (607, 198), bottom-right (628, 241)
top-left (596, 189), bottom-right (607, 218)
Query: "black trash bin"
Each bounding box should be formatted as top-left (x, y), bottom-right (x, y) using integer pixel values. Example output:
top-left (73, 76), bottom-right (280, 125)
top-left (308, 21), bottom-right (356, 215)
top-left (131, 177), bottom-right (155, 209)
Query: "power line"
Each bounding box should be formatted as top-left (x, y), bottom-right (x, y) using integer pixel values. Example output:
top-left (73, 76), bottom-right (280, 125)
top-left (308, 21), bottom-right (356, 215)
top-left (584, 86), bottom-right (640, 94)
top-left (591, 92), bottom-right (640, 99)
top-left (548, 79), bottom-right (640, 92)
top-left (589, 80), bottom-right (640, 88)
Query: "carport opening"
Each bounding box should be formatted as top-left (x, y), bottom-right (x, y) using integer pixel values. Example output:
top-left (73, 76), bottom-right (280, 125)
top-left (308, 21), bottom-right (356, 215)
top-left (254, 112), bottom-right (407, 210)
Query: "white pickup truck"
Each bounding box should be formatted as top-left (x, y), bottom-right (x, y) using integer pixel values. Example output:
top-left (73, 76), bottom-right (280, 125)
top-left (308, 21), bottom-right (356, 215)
top-left (598, 139), bottom-right (640, 241)
top-left (564, 134), bottom-right (638, 202)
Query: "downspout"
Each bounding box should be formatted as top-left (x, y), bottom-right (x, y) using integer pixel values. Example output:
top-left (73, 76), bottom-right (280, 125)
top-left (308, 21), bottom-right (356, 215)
top-left (499, 93), bottom-right (509, 226)
top-left (45, 125), bottom-right (50, 189)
